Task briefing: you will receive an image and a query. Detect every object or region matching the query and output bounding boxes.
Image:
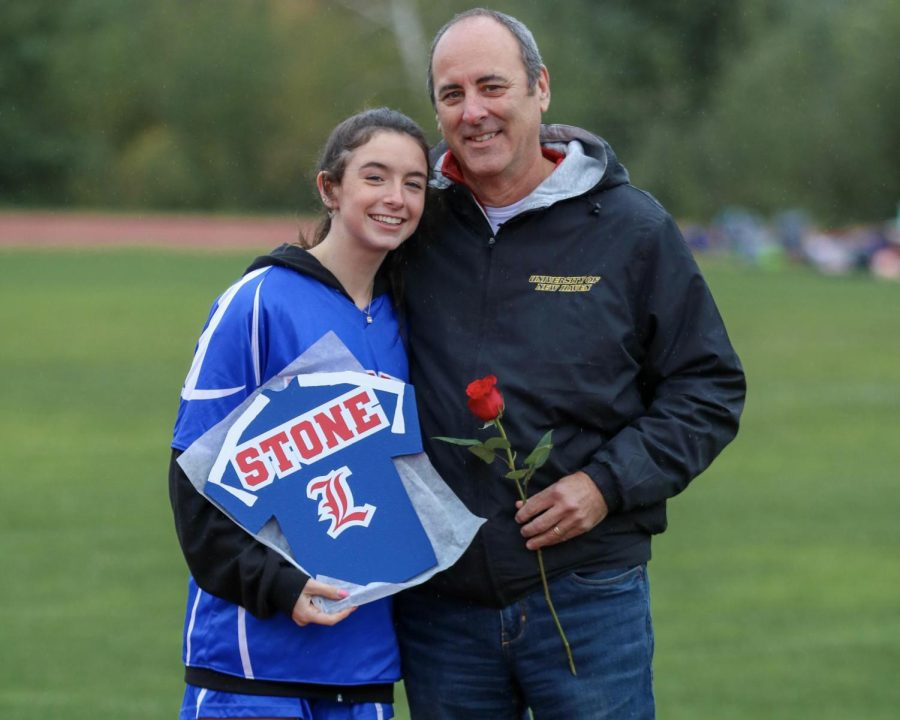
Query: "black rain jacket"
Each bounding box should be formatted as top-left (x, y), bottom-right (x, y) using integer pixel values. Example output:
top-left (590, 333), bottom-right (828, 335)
top-left (401, 124), bottom-right (746, 608)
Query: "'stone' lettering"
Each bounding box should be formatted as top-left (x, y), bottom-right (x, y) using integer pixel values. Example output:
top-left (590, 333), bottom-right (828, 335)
top-left (290, 420), bottom-right (324, 461)
top-left (235, 447), bottom-right (270, 487)
top-left (231, 387), bottom-right (391, 491)
top-left (259, 432), bottom-right (293, 473)
top-left (344, 390), bottom-right (383, 433)
top-left (314, 405), bottom-right (355, 449)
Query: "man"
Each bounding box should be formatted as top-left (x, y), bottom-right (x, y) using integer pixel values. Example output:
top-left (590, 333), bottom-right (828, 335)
top-left (396, 8), bottom-right (746, 719)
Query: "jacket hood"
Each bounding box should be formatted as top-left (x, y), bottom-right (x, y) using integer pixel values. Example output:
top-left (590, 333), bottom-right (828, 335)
top-left (429, 123), bottom-right (630, 211)
top-left (245, 243), bottom-right (389, 300)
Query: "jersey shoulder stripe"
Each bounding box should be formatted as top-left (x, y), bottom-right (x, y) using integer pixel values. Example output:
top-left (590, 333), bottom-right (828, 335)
top-left (181, 267), bottom-right (269, 402)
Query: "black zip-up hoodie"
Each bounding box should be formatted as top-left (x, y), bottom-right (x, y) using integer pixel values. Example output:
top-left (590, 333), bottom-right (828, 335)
top-left (401, 124), bottom-right (746, 608)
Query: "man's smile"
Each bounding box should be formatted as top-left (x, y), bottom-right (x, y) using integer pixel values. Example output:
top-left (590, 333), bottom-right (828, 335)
top-left (468, 130), bottom-right (500, 143)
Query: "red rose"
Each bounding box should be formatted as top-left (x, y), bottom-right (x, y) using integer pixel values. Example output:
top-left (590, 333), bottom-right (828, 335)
top-left (465, 375), bottom-right (504, 422)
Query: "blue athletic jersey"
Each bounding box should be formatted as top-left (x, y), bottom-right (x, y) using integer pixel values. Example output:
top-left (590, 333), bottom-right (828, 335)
top-left (173, 265), bottom-right (405, 686)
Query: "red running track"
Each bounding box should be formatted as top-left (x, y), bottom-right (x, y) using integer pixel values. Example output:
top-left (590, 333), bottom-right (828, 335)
top-left (0, 211), bottom-right (314, 250)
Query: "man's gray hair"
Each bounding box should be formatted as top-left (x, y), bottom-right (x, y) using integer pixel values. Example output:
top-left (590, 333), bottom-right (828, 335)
top-left (426, 8), bottom-right (544, 106)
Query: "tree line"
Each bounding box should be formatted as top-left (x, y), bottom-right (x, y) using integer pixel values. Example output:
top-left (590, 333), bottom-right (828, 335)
top-left (1, 0), bottom-right (897, 225)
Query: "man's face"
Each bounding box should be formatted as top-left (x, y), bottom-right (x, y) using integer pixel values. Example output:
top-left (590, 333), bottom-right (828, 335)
top-left (431, 16), bottom-right (550, 198)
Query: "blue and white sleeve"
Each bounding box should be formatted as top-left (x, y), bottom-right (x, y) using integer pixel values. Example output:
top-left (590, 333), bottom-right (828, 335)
top-left (173, 268), bottom-right (270, 450)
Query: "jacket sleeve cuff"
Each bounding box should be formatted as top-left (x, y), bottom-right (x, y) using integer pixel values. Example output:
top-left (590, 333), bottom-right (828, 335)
top-left (582, 462), bottom-right (623, 514)
top-left (271, 564), bottom-right (310, 617)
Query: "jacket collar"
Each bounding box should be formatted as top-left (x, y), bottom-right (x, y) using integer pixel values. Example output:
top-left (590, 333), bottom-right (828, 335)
top-left (429, 124), bottom-right (629, 213)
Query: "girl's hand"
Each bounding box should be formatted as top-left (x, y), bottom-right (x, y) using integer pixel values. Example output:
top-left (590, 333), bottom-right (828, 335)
top-left (291, 579), bottom-right (357, 627)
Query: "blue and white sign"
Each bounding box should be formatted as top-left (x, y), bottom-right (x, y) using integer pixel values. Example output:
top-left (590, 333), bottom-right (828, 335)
top-left (205, 371), bottom-right (436, 585)
top-left (177, 332), bottom-right (484, 609)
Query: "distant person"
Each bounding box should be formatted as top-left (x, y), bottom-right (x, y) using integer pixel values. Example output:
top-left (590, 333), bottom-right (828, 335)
top-left (169, 108), bottom-right (429, 720)
top-left (395, 9), bottom-right (746, 719)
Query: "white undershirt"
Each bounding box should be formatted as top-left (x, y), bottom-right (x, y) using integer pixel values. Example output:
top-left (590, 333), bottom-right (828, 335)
top-left (483, 196), bottom-right (532, 235)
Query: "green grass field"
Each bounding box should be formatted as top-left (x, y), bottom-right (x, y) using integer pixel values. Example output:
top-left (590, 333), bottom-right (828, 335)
top-left (1, 248), bottom-right (898, 719)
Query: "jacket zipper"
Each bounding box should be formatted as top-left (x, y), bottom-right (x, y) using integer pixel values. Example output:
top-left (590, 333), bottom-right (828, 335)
top-left (471, 195), bottom-right (496, 374)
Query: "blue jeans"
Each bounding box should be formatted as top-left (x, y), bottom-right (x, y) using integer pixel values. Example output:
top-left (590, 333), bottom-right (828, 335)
top-left (395, 565), bottom-right (655, 720)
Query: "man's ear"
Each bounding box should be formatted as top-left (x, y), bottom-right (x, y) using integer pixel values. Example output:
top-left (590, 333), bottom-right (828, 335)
top-left (537, 65), bottom-right (551, 112)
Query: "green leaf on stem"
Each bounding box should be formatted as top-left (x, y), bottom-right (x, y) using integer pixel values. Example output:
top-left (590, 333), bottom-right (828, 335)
top-left (484, 437), bottom-right (511, 451)
top-left (433, 436), bottom-right (482, 446)
top-left (468, 445), bottom-right (496, 464)
top-left (505, 468), bottom-right (530, 481)
top-left (524, 430), bottom-right (554, 468)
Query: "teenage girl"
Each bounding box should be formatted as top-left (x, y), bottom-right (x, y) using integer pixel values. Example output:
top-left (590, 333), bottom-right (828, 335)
top-left (170, 107), bottom-right (430, 720)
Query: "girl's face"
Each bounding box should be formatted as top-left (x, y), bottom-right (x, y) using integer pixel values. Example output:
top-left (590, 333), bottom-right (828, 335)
top-left (323, 131), bottom-right (428, 254)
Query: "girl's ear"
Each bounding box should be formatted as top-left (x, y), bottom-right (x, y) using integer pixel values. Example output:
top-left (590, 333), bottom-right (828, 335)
top-left (316, 171), bottom-right (336, 211)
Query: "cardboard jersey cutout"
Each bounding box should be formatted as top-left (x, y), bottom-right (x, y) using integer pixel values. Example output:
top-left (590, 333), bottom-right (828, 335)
top-left (205, 371), bottom-right (437, 585)
top-left (177, 331), bottom-right (484, 610)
